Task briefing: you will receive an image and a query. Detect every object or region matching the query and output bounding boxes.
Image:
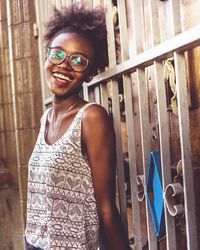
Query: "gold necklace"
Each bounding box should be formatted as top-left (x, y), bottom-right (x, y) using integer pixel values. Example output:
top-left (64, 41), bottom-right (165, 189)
top-left (47, 98), bottom-right (79, 143)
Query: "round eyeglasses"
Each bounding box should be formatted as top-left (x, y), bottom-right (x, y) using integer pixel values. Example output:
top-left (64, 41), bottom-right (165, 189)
top-left (47, 47), bottom-right (90, 72)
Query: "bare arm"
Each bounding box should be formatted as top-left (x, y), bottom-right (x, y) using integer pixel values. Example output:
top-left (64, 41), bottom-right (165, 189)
top-left (82, 104), bottom-right (131, 250)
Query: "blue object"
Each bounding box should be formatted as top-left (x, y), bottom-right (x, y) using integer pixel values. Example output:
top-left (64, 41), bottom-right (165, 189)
top-left (146, 151), bottom-right (166, 237)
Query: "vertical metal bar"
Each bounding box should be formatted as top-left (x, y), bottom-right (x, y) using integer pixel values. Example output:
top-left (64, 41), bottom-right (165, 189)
top-left (51, 0), bottom-right (54, 7)
top-left (104, 0), bottom-right (128, 231)
top-left (93, 0), bottom-right (100, 7)
top-left (149, 2), bottom-right (174, 248)
top-left (169, 0), bottom-right (182, 36)
top-left (137, 68), bottom-right (157, 250)
top-left (100, 84), bottom-right (109, 112)
top-left (170, 2), bottom-right (197, 249)
top-left (123, 73), bottom-right (143, 249)
top-left (44, 0), bottom-right (52, 22)
top-left (174, 52), bottom-right (198, 250)
top-left (94, 86), bottom-right (101, 104)
top-left (148, 0), bottom-right (160, 46)
top-left (88, 88), bottom-right (95, 102)
top-left (60, 0), bottom-right (66, 7)
top-left (154, 61), bottom-right (176, 250)
top-left (60, 0), bottom-right (70, 6)
top-left (83, 83), bottom-right (89, 102)
top-left (130, 1), bottom-right (157, 249)
top-left (116, 0), bottom-right (129, 59)
top-left (129, 0), bottom-right (145, 55)
top-left (84, 0), bottom-right (97, 104)
top-left (117, 0), bottom-right (142, 248)
top-left (80, 0), bottom-right (93, 8)
top-left (55, 0), bottom-right (62, 8)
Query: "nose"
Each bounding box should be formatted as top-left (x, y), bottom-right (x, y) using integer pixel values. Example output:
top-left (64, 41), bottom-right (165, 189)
top-left (59, 55), bottom-right (72, 71)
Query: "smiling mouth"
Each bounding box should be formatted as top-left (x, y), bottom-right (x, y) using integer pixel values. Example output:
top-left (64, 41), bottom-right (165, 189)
top-left (52, 72), bottom-right (74, 83)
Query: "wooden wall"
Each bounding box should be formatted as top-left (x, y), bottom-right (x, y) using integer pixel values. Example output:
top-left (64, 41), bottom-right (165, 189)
top-left (0, 0), bottom-right (42, 249)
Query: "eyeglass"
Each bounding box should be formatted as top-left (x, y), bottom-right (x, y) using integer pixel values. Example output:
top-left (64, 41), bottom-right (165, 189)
top-left (47, 47), bottom-right (90, 72)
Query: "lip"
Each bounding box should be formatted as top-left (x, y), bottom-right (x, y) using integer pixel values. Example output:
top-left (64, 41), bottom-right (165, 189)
top-left (51, 75), bottom-right (70, 87)
top-left (51, 69), bottom-right (74, 87)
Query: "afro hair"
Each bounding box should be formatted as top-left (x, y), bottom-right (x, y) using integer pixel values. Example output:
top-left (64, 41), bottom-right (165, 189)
top-left (44, 4), bottom-right (108, 71)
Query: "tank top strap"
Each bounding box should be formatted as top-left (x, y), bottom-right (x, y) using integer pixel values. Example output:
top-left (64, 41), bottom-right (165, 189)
top-left (40, 108), bottom-right (52, 134)
top-left (76, 102), bottom-right (97, 120)
top-left (40, 103), bottom-right (96, 135)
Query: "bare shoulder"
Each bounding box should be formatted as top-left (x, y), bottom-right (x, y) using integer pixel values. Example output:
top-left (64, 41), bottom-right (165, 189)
top-left (81, 103), bottom-right (115, 151)
top-left (82, 103), bottom-right (111, 126)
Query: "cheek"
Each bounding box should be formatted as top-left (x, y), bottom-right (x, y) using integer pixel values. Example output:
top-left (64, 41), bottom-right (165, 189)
top-left (44, 60), bottom-right (52, 78)
top-left (72, 71), bottom-right (87, 83)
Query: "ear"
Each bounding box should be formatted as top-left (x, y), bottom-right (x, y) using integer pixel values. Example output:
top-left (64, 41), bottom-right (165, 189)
top-left (85, 74), bottom-right (94, 83)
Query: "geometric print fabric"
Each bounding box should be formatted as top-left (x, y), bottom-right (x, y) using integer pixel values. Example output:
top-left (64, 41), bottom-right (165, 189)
top-left (25, 103), bottom-right (99, 250)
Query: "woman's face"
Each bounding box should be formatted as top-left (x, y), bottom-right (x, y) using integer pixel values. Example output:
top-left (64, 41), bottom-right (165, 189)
top-left (45, 32), bottom-right (95, 97)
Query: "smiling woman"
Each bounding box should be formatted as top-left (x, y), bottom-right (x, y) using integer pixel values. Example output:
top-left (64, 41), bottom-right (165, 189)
top-left (24, 3), bottom-right (130, 250)
top-left (44, 32), bottom-right (95, 98)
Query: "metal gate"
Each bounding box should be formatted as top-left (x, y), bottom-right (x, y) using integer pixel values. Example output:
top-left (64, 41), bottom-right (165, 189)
top-left (35, 1), bottom-right (200, 249)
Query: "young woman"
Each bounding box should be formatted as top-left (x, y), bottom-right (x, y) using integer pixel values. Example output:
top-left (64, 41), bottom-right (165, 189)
top-left (25, 4), bottom-right (130, 250)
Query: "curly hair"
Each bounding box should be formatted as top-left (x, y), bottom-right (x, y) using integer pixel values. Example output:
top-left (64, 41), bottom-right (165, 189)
top-left (44, 4), bottom-right (108, 71)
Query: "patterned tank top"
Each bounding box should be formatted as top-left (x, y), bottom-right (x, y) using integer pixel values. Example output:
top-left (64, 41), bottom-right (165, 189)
top-left (25, 103), bottom-right (99, 250)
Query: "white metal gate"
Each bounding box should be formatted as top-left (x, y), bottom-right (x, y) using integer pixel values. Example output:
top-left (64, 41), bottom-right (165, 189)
top-left (35, 1), bottom-right (200, 249)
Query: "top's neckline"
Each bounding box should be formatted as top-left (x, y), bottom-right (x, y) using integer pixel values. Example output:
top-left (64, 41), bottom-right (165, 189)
top-left (43, 102), bottom-right (91, 146)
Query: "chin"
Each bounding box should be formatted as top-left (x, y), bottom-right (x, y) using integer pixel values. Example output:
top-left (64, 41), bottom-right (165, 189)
top-left (51, 89), bottom-right (67, 97)
top-left (48, 81), bottom-right (66, 95)
top-left (51, 87), bottom-right (75, 98)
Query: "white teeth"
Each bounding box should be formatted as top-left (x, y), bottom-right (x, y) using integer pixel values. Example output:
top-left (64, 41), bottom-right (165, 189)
top-left (52, 72), bottom-right (71, 81)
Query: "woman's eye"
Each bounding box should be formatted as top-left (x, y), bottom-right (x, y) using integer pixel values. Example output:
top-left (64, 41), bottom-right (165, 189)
top-left (72, 57), bottom-right (82, 64)
top-left (52, 51), bottom-right (65, 59)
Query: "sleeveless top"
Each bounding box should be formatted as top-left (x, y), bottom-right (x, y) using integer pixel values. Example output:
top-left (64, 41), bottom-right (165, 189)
top-left (25, 103), bottom-right (99, 250)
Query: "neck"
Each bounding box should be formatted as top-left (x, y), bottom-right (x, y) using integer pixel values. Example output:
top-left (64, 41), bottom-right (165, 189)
top-left (52, 94), bottom-right (80, 120)
top-left (52, 93), bottom-right (80, 115)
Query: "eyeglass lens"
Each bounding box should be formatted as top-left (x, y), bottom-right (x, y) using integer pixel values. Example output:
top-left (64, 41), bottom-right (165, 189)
top-left (48, 48), bottom-right (89, 72)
